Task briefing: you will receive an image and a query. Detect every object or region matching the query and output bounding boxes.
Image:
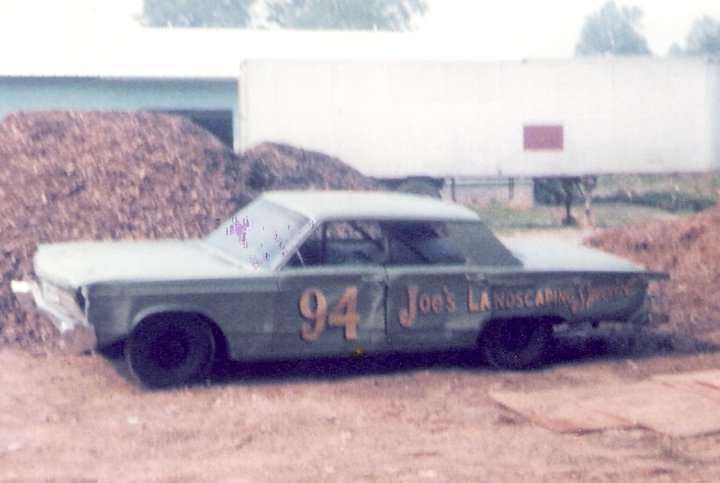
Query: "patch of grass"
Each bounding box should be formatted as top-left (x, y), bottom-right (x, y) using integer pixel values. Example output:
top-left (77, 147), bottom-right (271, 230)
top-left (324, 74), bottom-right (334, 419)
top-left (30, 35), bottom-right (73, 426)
top-left (593, 172), bottom-right (719, 212)
top-left (590, 203), bottom-right (692, 227)
top-left (471, 204), bottom-right (564, 230)
top-left (470, 202), bottom-right (691, 231)
top-left (596, 191), bottom-right (715, 213)
top-left (534, 172), bottom-right (720, 213)
top-left (594, 172), bottom-right (720, 200)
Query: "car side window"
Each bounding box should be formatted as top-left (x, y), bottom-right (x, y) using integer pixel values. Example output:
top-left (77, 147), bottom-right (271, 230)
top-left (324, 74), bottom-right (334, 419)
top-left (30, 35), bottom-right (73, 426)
top-left (288, 220), bottom-right (386, 267)
top-left (382, 221), bottom-right (467, 266)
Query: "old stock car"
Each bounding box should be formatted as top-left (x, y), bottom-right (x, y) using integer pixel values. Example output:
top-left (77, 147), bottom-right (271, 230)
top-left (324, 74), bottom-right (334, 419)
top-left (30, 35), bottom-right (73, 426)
top-left (13, 191), bottom-right (667, 388)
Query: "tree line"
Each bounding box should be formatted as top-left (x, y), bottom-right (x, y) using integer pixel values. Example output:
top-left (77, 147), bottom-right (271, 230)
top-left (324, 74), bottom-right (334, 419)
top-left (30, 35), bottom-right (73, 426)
top-left (143, 0), bottom-right (720, 56)
top-left (575, 1), bottom-right (719, 56)
top-left (143, 0), bottom-right (428, 31)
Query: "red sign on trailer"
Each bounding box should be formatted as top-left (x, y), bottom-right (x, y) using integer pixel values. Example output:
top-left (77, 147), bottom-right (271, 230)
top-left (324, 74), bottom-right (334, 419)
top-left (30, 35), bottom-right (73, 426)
top-left (524, 125), bottom-right (564, 151)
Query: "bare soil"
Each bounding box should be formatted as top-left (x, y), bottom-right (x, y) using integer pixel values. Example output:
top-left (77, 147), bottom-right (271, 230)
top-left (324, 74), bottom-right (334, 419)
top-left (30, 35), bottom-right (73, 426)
top-left (3, 328), bottom-right (720, 482)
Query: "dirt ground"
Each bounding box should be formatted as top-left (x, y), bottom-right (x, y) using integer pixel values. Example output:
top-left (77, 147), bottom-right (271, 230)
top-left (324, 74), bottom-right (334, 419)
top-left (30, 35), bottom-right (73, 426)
top-left (3, 327), bottom-right (720, 483)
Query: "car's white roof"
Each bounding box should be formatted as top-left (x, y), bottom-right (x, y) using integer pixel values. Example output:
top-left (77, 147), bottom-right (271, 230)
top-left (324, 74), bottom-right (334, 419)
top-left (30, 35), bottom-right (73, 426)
top-left (262, 190), bottom-right (480, 222)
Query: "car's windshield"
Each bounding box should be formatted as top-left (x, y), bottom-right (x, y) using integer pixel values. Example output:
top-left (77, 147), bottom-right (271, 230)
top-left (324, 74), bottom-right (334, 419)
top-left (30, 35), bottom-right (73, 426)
top-left (207, 198), bottom-right (309, 269)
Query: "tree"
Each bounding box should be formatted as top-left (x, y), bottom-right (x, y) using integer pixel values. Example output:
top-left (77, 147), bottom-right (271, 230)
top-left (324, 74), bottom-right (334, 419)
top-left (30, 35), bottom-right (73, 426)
top-left (143, 0), bottom-right (255, 27)
top-left (667, 42), bottom-right (685, 56)
top-left (142, 0), bottom-right (428, 30)
top-left (267, 0), bottom-right (427, 30)
top-left (685, 16), bottom-right (720, 55)
top-left (575, 1), bottom-right (650, 56)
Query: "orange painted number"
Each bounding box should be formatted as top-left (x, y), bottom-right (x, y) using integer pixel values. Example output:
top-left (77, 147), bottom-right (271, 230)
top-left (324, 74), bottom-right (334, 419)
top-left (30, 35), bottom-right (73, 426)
top-left (299, 286), bottom-right (360, 341)
top-left (299, 288), bottom-right (328, 341)
top-left (329, 287), bottom-right (360, 340)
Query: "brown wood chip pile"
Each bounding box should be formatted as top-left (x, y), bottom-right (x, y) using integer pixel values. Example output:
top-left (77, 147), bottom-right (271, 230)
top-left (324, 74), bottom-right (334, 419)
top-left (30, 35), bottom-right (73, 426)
top-left (239, 142), bottom-right (385, 192)
top-left (0, 111), bottom-right (380, 349)
top-left (587, 207), bottom-right (720, 332)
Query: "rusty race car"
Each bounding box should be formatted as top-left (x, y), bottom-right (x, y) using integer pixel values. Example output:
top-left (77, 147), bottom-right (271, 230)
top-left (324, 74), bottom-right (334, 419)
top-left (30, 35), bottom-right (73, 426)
top-left (13, 191), bottom-right (667, 388)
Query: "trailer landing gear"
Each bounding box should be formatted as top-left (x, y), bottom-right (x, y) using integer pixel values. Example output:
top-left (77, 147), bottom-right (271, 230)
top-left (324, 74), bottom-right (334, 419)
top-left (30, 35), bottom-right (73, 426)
top-left (561, 176), bottom-right (597, 227)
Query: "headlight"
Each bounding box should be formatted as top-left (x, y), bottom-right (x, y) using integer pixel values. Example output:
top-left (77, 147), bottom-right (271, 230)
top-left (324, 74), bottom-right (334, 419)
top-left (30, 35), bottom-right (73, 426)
top-left (42, 281), bottom-right (82, 313)
top-left (42, 281), bottom-right (63, 305)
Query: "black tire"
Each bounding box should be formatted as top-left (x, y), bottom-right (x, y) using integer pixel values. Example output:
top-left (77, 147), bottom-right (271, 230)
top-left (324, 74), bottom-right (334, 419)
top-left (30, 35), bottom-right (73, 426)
top-left (481, 318), bottom-right (553, 370)
top-left (125, 314), bottom-right (216, 389)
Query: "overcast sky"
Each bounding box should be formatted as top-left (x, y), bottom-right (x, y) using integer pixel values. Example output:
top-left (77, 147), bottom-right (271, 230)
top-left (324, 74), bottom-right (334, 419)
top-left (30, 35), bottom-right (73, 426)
top-left (1, 0), bottom-right (719, 58)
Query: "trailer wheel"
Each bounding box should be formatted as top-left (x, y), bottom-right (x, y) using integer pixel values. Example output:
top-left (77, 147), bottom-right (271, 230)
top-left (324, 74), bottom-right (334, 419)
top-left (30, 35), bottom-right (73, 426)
top-left (481, 318), bottom-right (552, 370)
top-left (125, 314), bottom-right (216, 389)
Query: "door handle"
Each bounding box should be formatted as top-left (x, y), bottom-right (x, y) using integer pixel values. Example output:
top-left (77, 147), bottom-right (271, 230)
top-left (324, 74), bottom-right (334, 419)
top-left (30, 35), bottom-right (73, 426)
top-left (362, 273), bottom-right (385, 283)
top-left (465, 273), bottom-right (487, 282)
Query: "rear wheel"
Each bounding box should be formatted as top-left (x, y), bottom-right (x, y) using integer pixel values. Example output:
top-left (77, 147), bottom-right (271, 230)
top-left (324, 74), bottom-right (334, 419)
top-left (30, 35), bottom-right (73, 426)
top-left (481, 318), bottom-right (553, 370)
top-left (125, 314), bottom-right (216, 389)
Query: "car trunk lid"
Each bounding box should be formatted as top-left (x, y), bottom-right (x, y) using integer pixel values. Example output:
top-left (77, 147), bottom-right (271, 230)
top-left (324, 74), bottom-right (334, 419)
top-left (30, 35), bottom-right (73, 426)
top-left (498, 234), bottom-right (649, 274)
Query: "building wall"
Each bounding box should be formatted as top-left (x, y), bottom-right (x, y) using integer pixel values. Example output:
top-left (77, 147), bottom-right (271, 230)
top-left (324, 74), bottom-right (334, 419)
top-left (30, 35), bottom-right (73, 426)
top-left (0, 77), bottom-right (237, 144)
top-left (239, 58), bottom-right (720, 178)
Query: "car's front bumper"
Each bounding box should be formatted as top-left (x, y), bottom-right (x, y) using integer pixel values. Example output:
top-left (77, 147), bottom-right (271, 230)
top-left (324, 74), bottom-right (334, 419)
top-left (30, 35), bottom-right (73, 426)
top-left (11, 280), bottom-right (97, 353)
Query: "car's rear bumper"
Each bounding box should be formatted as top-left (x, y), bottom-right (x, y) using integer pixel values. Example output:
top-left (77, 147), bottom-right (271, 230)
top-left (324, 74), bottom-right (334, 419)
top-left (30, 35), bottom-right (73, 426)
top-left (11, 280), bottom-right (97, 353)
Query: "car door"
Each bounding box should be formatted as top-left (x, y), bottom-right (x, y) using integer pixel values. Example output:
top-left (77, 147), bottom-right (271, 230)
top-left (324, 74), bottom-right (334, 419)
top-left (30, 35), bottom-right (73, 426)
top-left (272, 221), bottom-right (388, 357)
top-left (383, 221), bottom-right (492, 351)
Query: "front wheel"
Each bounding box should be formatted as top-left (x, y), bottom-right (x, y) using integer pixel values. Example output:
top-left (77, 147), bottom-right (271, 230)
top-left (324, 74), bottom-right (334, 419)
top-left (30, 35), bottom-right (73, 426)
top-left (480, 318), bottom-right (553, 370)
top-left (125, 314), bottom-right (216, 389)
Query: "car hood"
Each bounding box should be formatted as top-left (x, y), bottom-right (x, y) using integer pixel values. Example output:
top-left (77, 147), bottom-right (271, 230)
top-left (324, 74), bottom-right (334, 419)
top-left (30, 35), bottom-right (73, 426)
top-left (498, 234), bottom-right (647, 273)
top-left (34, 239), bottom-right (254, 288)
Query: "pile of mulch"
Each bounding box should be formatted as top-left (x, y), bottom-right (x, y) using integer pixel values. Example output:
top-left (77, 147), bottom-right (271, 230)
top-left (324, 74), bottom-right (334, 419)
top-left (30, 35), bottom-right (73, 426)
top-left (587, 206), bottom-right (720, 334)
top-left (0, 111), bottom-right (380, 349)
top-left (240, 142), bottom-right (384, 192)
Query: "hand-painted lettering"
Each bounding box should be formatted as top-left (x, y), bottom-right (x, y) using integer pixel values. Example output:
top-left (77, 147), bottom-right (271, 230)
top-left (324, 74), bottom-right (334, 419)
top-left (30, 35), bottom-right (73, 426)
top-left (328, 286), bottom-right (360, 340)
top-left (401, 285), bottom-right (462, 326)
top-left (399, 286), bottom-right (419, 327)
top-left (419, 293), bottom-right (432, 314)
top-left (300, 286), bottom-right (360, 341)
top-left (299, 288), bottom-right (328, 341)
top-left (399, 277), bottom-right (642, 327)
top-left (431, 293), bottom-right (443, 313)
top-left (443, 287), bottom-right (457, 313)
top-left (467, 286), bottom-right (491, 313)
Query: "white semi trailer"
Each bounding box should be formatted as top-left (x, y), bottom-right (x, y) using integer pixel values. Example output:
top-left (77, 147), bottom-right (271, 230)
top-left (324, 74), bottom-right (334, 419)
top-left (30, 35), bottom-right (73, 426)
top-left (237, 58), bottom-right (720, 218)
